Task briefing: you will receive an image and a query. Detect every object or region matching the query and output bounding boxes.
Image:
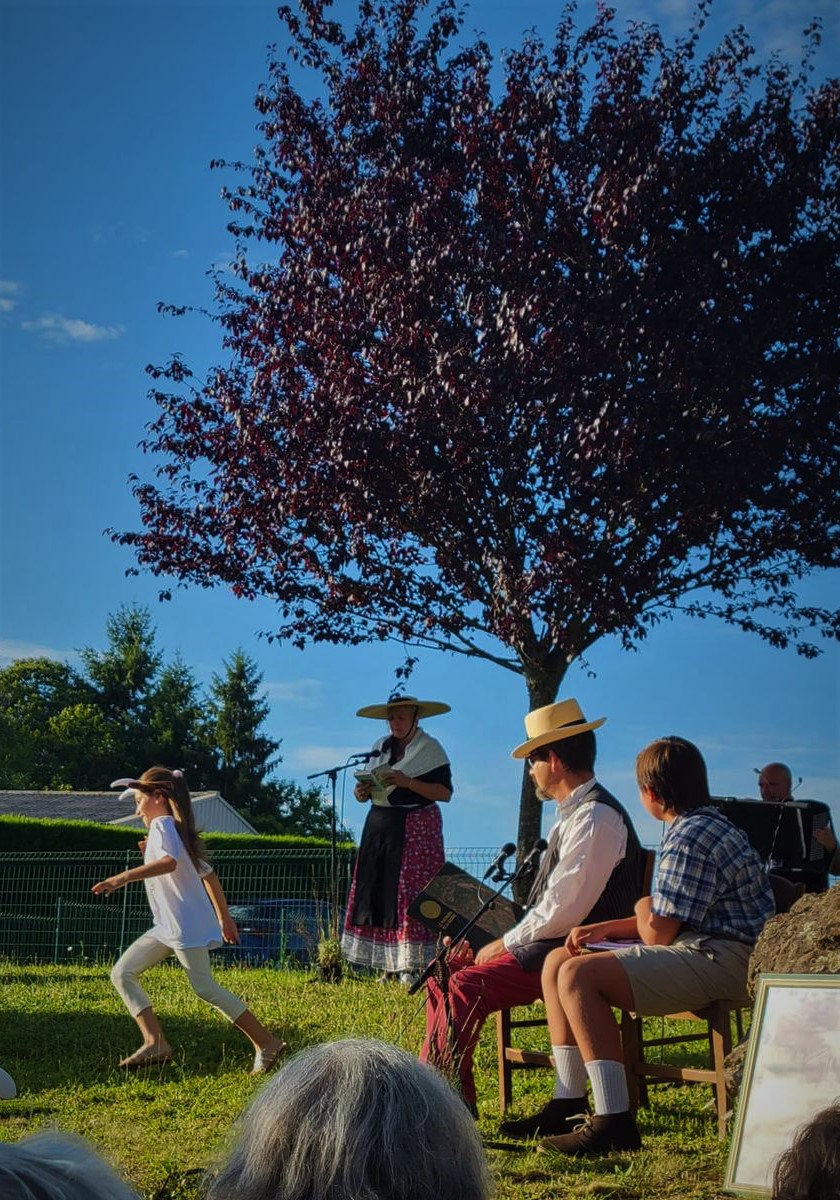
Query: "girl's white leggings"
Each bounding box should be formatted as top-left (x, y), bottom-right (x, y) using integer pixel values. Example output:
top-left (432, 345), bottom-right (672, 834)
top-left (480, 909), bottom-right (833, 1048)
top-left (110, 930), bottom-right (247, 1022)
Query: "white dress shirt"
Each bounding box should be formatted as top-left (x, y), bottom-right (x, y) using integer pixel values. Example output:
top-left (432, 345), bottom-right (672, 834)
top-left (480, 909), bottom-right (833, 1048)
top-left (503, 778), bottom-right (628, 953)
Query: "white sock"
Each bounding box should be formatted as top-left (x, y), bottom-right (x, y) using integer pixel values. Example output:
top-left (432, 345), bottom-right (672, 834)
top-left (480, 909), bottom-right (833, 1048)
top-left (551, 1045), bottom-right (588, 1100)
top-left (586, 1059), bottom-right (629, 1114)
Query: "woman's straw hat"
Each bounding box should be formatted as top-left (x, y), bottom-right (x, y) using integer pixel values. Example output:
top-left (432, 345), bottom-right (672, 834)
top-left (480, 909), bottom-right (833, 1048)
top-left (511, 698), bottom-right (606, 759)
top-left (356, 693), bottom-right (451, 720)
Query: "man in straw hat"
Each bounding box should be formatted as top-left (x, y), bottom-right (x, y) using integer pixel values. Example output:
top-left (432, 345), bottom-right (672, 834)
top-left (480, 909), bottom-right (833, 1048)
top-left (420, 699), bottom-right (646, 1130)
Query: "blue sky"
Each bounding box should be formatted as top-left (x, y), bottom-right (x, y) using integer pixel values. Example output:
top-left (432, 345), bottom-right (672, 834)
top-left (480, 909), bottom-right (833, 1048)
top-left (1, 0), bottom-right (838, 852)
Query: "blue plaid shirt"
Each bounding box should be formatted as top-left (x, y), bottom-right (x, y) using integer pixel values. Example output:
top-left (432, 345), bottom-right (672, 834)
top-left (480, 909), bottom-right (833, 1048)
top-left (653, 807), bottom-right (774, 943)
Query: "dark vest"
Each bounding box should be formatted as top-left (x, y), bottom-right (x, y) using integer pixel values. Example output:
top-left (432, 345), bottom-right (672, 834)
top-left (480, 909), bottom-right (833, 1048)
top-left (513, 783), bottom-right (646, 972)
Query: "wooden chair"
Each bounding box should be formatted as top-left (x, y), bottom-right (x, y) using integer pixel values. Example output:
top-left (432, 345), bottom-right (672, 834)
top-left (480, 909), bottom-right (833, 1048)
top-left (498, 995), bottom-right (746, 1134)
top-left (496, 849), bottom-right (656, 1112)
top-left (620, 1001), bottom-right (746, 1140)
top-left (618, 876), bottom-right (796, 1139)
top-left (496, 1005), bottom-right (554, 1112)
top-left (496, 853), bottom-right (790, 1130)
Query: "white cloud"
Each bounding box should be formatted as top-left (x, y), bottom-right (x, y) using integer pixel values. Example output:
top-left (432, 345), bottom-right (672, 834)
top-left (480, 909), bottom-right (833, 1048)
top-left (172, 249), bottom-right (189, 258)
top-left (263, 678), bottom-right (322, 706)
top-left (21, 313), bottom-right (125, 344)
top-left (0, 639), bottom-right (78, 666)
top-left (0, 280), bottom-right (20, 313)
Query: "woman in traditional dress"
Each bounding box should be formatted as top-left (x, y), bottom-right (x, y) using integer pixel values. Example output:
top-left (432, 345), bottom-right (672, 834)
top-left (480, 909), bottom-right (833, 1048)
top-left (341, 695), bottom-right (453, 984)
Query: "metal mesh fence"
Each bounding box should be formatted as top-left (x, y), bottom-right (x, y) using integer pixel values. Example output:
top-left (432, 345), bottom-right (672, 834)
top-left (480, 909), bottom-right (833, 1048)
top-left (0, 847), bottom-right (498, 967)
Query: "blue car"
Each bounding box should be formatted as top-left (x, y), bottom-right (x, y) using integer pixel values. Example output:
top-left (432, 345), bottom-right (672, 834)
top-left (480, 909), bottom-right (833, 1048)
top-left (219, 899), bottom-right (340, 966)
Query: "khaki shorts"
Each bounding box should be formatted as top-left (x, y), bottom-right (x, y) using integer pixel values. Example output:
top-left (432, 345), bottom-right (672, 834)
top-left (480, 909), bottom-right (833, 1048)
top-left (613, 933), bottom-right (753, 1015)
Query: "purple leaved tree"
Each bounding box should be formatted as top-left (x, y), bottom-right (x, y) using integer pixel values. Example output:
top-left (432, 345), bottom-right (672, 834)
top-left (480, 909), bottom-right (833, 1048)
top-left (115, 0), bottom-right (840, 854)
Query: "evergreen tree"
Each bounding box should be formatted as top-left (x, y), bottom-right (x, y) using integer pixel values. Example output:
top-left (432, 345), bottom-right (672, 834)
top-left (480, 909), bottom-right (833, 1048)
top-left (207, 649), bottom-right (281, 815)
top-left (146, 655), bottom-right (214, 785)
top-left (80, 605), bottom-right (162, 767)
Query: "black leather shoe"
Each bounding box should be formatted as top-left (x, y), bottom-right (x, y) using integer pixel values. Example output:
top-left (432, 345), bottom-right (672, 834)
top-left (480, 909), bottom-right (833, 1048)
top-left (500, 1097), bottom-right (589, 1139)
top-left (539, 1110), bottom-right (642, 1156)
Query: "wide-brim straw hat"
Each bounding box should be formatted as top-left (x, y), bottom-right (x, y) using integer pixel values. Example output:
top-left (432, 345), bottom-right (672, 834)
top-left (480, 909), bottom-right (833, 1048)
top-left (511, 698), bottom-right (606, 759)
top-left (356, 693), bottom-right (451, 720)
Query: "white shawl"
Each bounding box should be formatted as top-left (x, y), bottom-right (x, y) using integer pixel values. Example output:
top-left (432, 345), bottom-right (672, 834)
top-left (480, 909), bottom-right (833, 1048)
top-left (368, 727), bottom-right (450, 807)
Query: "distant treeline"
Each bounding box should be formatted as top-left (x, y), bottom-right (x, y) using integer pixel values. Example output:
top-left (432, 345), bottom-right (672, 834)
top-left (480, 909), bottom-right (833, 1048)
top-left (0, 605), bottom-right (352, 840)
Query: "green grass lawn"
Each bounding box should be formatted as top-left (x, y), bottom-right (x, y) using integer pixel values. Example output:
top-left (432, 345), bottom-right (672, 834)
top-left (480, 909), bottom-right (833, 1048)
top-left (0, 959), bottom-right (737, 1199)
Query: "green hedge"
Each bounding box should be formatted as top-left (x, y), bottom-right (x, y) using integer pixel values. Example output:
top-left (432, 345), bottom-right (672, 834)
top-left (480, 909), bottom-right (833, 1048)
top-left (0, 814), bottom-right (353, 854)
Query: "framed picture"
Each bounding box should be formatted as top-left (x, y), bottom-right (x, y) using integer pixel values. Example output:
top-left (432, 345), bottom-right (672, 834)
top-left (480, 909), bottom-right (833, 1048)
top-left (725, 973), bottom-right (840, 1196)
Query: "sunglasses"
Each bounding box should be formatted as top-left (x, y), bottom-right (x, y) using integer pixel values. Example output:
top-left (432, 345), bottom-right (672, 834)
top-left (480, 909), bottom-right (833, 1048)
top-left (527, 750), bottom-right (549, 766)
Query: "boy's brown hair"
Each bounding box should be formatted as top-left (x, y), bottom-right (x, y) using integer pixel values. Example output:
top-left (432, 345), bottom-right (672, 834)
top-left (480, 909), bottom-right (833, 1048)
top-left (635, 737), bottom-right (710, 814)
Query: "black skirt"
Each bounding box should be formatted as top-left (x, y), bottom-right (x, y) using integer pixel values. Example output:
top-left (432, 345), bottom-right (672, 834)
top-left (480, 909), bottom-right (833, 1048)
top-left (349, 806), bottom-right (408, 928)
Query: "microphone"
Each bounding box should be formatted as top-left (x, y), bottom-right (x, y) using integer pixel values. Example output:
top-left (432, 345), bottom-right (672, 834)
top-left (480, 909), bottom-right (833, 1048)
top-left (522, 837), bottom-right (549, 869)
top-left (349, 750), bottom-right (380, 763)
top-left (482, 842), bottom-right (517, 881)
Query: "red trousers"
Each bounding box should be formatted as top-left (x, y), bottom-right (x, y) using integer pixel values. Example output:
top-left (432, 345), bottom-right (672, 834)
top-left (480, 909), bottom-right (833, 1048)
top-left (420, 950), bottom-right (544, 1104)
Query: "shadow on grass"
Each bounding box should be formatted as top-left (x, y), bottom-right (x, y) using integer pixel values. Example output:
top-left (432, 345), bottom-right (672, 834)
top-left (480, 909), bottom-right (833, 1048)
top-left (0, 1010), bottom-right (305, 1093)
top-left (1, 970), bottom-right (109, 985)
top-left (0, 1104), bottom-right (59, 1123)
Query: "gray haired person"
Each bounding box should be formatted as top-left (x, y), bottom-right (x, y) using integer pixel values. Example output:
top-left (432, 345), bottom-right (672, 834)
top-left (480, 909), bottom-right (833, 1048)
top-left (0, 1131), bottom-right (139, 1200)
top-left (206, 1038), bottom-right (494, 1200)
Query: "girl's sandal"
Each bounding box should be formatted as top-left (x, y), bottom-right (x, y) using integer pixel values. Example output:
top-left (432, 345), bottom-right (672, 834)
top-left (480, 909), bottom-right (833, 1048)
top-left (250, 1040), bottom-right (289, 1075)
top-left (120, 1047), bottom-right (173, 1070)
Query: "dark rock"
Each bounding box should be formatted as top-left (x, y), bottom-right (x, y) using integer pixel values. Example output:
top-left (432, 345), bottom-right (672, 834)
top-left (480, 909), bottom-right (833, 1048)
top-left (724, 1038), bottom-right (749, 1102)
top-left (724, 883), bottom-right (840, 1098)
top-left (747, 882), bottom-right (840, 992)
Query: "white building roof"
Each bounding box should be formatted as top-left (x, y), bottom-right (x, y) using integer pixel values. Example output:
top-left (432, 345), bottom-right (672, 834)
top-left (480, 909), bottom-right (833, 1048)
top-left (0, 790), bottom-right (257, 835)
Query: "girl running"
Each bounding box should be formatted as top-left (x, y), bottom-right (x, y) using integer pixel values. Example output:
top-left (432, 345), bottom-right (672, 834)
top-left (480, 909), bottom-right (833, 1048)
top-left (92, 766), bottom-right (286, 1073)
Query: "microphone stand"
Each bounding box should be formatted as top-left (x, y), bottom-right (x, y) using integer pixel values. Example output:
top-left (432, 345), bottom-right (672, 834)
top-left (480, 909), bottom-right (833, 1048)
top-left (408, 849), bottom-right (543, 1101)
top-left (307, 758), bottom-right (366, 944)
top-left (408, 852), bottom-right (537, 997)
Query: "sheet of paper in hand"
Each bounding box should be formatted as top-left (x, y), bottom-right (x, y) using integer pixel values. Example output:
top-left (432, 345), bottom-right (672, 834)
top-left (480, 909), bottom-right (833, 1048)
top-left (582, 938), bottom-right (644, 952)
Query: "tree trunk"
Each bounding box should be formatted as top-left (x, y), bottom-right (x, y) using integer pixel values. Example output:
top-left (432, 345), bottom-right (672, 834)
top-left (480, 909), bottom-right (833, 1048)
top-left (512, 671), bottom-right (566, 902)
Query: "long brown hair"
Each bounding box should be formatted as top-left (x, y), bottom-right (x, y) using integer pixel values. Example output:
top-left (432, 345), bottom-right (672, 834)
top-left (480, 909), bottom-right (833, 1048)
top-left (135, 766), bottom-right (206, 869)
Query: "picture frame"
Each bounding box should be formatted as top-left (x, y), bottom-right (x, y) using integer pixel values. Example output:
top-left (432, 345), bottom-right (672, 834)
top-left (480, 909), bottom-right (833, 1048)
top-left (724, 973), bottom-right (840, 1196)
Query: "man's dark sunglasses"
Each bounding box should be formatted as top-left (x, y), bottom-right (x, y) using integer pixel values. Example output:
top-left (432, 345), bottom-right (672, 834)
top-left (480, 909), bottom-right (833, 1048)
top-left (527, 749), bottom-right (550, 766)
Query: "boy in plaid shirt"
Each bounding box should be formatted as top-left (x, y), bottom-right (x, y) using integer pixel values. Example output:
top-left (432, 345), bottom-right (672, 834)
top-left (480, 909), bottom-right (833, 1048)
top-left (533, 736), bottom-right (774, 1156)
